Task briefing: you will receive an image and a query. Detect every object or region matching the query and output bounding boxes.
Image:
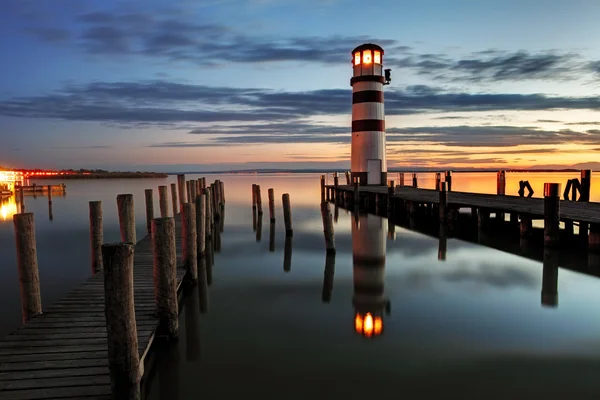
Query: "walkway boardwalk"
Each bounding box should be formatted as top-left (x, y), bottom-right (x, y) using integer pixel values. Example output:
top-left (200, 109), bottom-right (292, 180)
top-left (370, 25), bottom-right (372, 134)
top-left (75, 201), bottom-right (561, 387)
top-left (0, 216), bottom-right (186, 400)
top-left (330, 185), bottom-right (600, 224)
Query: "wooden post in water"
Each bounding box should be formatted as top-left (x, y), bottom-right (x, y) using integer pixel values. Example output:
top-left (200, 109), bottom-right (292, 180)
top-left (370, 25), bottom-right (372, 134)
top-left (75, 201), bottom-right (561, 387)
top-left (219, 180), bottom-right (225, 204)
top-left (445, 171), bottom-right (453, 191)
top-left (439, 182), bottom-right (448, 223)
top-left (196, 194), bottom-right (206, 258)
top-left (102, 242), bottom-right (140, 399)
top-left (117, 194), bottom-right (135, 243)
top-left (190, 181), bottom-right (197, 205)
top-left (333, 173), bottom-right (339, 203)
top-left (282, 193), bottom-right (293, 237)
top-left (204, 187), bottom-right (213, 241)
top-left (268, 188), bottom-right (276, 223)
top-left (47, 185), bottom-right (53, 221)
top-left (320, 202), bottom-right (335, 254)
top-left (398, 172), bottom-right (404, 187)
top-left (412, 173), bottom-right (418, 188)
top-left (252, 184), bottom-right (257, 210)
top-left (151, 217), bottom-right (179, 339)
top-left (170, 183), bottom-right (178, 216)
top-left (186, 181), bottom-right (191, 206)
top-left (497, 170), bottom-right (506, 195)
top-left (345, 171), bottom-right (351, 185)
top-left (256, 212), bottom-right (263, 242)
top-left (320, 175), bottom-right (326, 203)
top-left (13, 213), bottom-right (42, 323)
top-left (18, 184), bottom-right (25, 213)
top-left (144, 189), bottom-right (154, 234)
top-left (182, 203), bottom-right (198, 283)
top-left (256, 185), bottom-right (263, 215)
top-left (177, 174), bottom-right (186, 211)
top-left (580, 169), bottom-right (591, 241)
top-left (544, 183), bottom-right (561, 248)
top-left (158, 185), bottom-right (169, 218)
top-left (435, 173), bottom-right (441, 190)
top-left (89, 201), bottom-right (103, 275)
top-left (438, 223), bottom-right (447, 261)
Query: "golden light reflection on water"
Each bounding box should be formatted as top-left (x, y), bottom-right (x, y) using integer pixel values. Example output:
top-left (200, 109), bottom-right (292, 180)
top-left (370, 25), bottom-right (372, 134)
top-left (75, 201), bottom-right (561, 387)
top-left (355, 312), bottom-right (383, 337)
top-left (0, 196), bottom-right (17, 221)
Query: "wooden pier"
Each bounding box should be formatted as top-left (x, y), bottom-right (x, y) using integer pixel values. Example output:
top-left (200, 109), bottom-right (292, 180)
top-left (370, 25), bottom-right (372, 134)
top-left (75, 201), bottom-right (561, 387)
top-left (0, 176), bottom-right (226, 400)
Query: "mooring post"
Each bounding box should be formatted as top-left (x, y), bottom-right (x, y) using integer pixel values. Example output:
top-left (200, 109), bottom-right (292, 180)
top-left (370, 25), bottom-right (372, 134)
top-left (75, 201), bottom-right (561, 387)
top-left (13, 213), bottom-right (42, 323)
top-left (282, 193), bottom-right (293, 237)
top-left (541, 247), bottom-right (559, 307)
top-left (144, 189), bottom-right (154, 234)
top-left (256, 185), bottom-right (263, 215)
top-left (544, 183), bottom-right (561, 248)
top-left (412, 173), bottom-right (418, 188)
top-left (170, 183), bottom-right (178, 216)
top-left (102, 242), bottom-right (140, 400)
top-left (47, 185), bottom-right (52, 207)
top-left (177, 174), bottom-right (186, 211)
top-left (18, 184), bottom-right (25, 213)
top-left (445, 171), bottom-right (453, 191)
top-left (439, 181), bottom-right (448, 223)
top-left (182, 203), bottom-right (198, 283)
top-left (268, 188), bottom-right (275, 223)
top-left (190, 181), bottom-right (197, 205)
top-left (158, 185), bottom-right (169, 218)
top-left (117, 194), bottom-right (135, 243)
top-left (151, 217), bottom-right (179, 339)
top-left (320, 175), bottom-right (326, 203)
top-left (252, 184), bottom-right (257, 210)
top-left (89, 201), bottom-right (103, 275)
top-left (320, 202), bottom-right (336, 254)
top-left (387, 180), bottom-right (395, 213)
top-left (196, 194), bottom-right (206, 258)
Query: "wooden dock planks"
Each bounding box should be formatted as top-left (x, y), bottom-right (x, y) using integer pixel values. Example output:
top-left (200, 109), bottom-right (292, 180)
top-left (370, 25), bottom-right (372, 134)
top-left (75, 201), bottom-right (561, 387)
top-left (331, 185), bottom-right (600, 224)
top-left (0, 215), bottom-right (186, 400)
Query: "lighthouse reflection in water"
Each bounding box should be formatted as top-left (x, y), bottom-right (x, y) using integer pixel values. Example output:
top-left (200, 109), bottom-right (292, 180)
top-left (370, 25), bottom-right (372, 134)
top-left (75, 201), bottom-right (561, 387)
top-left (352, 212), bottom-right (390, 338)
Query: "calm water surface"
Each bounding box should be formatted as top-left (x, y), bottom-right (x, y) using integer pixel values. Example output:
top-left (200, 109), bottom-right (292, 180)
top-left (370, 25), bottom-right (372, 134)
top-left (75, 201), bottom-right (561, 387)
top-left (2, 172), bottom-right (600, 398)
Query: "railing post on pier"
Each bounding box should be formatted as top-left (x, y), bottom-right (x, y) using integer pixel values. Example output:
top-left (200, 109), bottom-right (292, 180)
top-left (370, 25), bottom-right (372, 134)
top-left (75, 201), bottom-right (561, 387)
top-left (117, 194), bottom-right (136, 243)
top-left (412, 173), bottom-right (418, 188)
top-left (439, 182), bottom-right (448, 223)
top-left (177, 174), bottom-right (186, 212)
top-left (170, 183), bottom-right (178, 216)
top-left (256, 185), bottom-right (263, 215)
top-left (13, 213), bottom-right (42, 323)
top-left (580, 169), bottom-right (591, 241)
top-left (320, 175), bottom-right (326, 203)
top-left (445, 171), bottom-right (453, 191)
top-left (544, 183), bottom-right (561, 248)
top-left (18, 184), bottom-right (25, 213)
top-left (497, 170), bottom-right (506, 196)
top-left (387, 180), bottom-right (395, 213)
top-left (183, 203), bottom-right (198, 283)
top-left (102, 242), bottom-right (140, 400)
top-left (320, 202), bottom-right (336, 254)
top-left (282, 193), bottom-right (293, 237)
top-left (196, 194), bottom-right (206, 259)
top-left (89, 201), bottom-right (103, 275)
top-left (268, 188), bottom-right (276, 223)
top-left (399, 172), bottom-right (405, 187)
top-left (144, 189), bottom-right (154, 234)
top-left (345, 171), bottom-right (351, 185)
top-left (333, 173), bottom-right (339, 203)
top-left (158, 185), bottom-right (169, 218)
top-left (435, 173), bottom-right (441, 191)
top-left (151, 217), bottom-right (179, 339)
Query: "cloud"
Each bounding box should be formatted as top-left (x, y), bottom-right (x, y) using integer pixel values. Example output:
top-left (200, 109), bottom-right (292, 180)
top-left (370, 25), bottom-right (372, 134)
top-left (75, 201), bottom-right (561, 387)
top-left (23, 27), bottom-right (70, 43)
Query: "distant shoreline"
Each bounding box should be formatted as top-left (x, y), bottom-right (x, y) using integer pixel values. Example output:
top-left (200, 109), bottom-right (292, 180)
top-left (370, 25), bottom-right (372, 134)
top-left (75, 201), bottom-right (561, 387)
top-left (166, 168), bottom-right (591, 175)
top-left (30, 172), bottom-right (168, 180)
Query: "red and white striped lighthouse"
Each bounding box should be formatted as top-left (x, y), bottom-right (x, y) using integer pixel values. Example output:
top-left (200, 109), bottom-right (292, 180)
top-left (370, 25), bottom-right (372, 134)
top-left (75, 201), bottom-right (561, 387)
top-left (350, 43), bottom-right (391, 186)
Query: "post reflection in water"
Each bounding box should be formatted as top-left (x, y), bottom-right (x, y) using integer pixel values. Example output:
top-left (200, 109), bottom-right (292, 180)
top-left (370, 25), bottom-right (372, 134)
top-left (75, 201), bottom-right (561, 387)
top-left (252, 209), bottom-right (257, 232)
top-left (158, 342), bottom-right (180, 400)
top-left (438, 223), bottom-right (447, 261)
top-left (542, 247), bottom-right (559, 308)
top-left (0, 195), bottom-right (18, 221)
top-left (198, 257), bottom-right (209, 314)
top-left (215, 224), bottom-right (222, 253)
top-left (334, 204), bottom-right (339, 223)
top-left (256, 213), bottom-right (262, 242)
top-left (269, 222), bottom-right (275, 252)
top-left (387, 213), bottom-right (395, 240)
top-left (205, 239), bottom-right (213, 286)
top-left (185, 285), bottom-right (201, 362)
top-left (352, 212), bottom-right (390, 338)
top-left (283, 235), bottom-right (292, 273)
top-left (219, 205), bottom-right (225, 233)
top-left (322, 253), bottom-right (335, 303)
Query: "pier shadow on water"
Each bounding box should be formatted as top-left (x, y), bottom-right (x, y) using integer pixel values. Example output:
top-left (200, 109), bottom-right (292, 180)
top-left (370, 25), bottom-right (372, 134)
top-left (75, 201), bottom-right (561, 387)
top-left (144, 200), bottom-right (600, 399)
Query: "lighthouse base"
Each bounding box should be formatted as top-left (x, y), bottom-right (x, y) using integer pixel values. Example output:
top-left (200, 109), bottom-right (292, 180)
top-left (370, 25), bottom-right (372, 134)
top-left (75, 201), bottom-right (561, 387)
top-left (351, 172), bottom-right (387, 186)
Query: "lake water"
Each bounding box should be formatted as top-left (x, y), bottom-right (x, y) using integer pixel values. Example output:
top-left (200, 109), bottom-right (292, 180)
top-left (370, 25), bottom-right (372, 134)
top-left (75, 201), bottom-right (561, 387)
top-left (2, 172), bottom-right (600, 398)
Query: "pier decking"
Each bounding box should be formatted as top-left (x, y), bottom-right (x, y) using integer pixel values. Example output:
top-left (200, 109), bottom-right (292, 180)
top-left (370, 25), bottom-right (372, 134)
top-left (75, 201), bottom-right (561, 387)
top-left (0, 216), bottom-right (186, 400)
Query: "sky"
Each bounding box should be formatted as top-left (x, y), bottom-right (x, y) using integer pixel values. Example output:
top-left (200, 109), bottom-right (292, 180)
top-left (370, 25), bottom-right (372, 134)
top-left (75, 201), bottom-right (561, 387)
top-left (1, 0), bottom-right (600, 172)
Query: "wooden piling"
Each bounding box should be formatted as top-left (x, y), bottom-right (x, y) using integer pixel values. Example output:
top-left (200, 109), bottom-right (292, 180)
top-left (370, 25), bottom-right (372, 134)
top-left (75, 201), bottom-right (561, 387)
top-left (353, 181), bottom-right (359, 208)
top-left (196, 194), bottom-right (206, 258)
top-left (256, 185), bottom-right (263, 215)
top-left (186, 181), bottom-right (191, 206)
top-left (497, 170), bottom-right (506, 195)
top-left (89, 201), bottom-right (103, 275)
top-left (438, 223), bottom-right (447, 261)
top-left (252, 184), bottom-right (257, 210)
top-left (117, 194), bottom-right (136, 243)
top-left (268, 188), bottom-right (276, 223)
top-left (190, 181), bottom-right (197, 205)
top-left (412, 173), bottom-right (418, 188)
top-left (144, 189), bottom-right (154, 234)
top-left (219, 180), bottom-right (225, 204)
top-left (158, 185), bottom-right (169, 218)
top-left (101, 242), bottom-right (140, 400)
top-left (320, 175), bottom-right (326, 203)
top-left (182, 203), bottom-right (198, 283)
top-left (520, 216), bottom-right (533, 237)
top-left (345, 171), bottom-right (351, 185)
top-left (439, 181), bottom-right (448, 223)
top-left (399, 172), bottom-right (405, 187)
top-left (544, 183), bottom-right (561, 248)
top-left (282, 193), bottom-right (293, 237)
top-left (13, 213), bottom-right (42, 323)
top-left (435, 173), bottom-right (441, 191)
top-left (580, 169), bottom-right (591, 241)
top-left (177, 174), bottom-right (186, 211)
top-left (170, 183), bottom-right (178, 216)
top-left (445, 171), bottom-right (453, 191)
top-left (18, 184), bottom-right (25, 213)
top-left (151, 217), bottom-right (179, 339)
top-left (204, 187), bottom-right (213, 240)
top-left (320, 202), bottom-right (336, 254)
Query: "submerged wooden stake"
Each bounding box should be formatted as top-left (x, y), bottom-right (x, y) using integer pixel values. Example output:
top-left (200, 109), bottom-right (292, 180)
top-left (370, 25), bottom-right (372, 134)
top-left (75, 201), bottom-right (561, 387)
top-left (268, 188), bottom-right (275, 223)
top-left (282, 193), bottom-right (293, 237)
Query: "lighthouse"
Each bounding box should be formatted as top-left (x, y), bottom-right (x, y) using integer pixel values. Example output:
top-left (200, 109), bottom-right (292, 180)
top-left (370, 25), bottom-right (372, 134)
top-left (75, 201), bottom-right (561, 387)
top-left (352, 213), bottom-right (390, 337)
top-left (350, 43), bottom-right (391, 186)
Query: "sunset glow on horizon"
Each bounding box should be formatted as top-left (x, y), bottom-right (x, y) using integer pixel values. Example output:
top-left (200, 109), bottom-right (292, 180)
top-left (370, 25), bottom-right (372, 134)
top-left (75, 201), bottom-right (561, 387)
top-left (1, 0), bottom-right (600, 172)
